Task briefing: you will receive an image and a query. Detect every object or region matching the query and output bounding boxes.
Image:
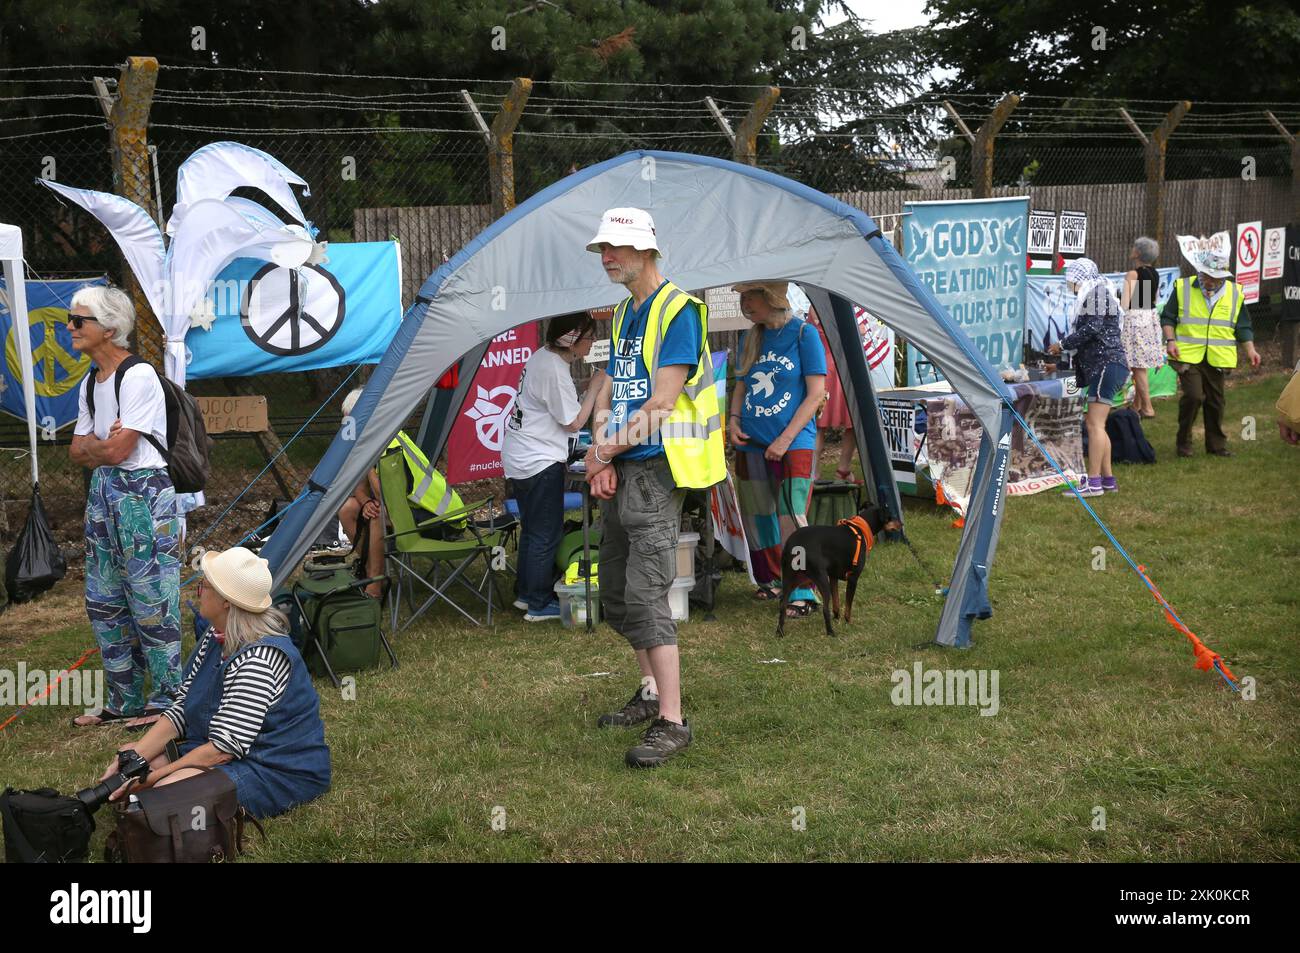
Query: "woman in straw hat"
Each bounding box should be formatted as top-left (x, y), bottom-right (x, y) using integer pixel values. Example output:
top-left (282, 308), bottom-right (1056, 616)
top-left (94, 547), bottom-right (330, 819)
top-left (727, 281), bottom-right (827, 617)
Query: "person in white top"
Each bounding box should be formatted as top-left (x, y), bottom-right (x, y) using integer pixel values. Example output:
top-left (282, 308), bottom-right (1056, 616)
top-left (501, 313), bottom-right (605, 620)
top-left (67, 286), bottom-right (182, 732)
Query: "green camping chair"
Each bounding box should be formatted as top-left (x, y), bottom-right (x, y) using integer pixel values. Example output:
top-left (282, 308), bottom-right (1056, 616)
top-left (378, 449), bottom-right (505, 632)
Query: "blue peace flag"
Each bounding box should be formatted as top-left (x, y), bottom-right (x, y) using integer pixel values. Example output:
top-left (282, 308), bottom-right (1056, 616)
top-left (184, 242), bottom-right (402, 379)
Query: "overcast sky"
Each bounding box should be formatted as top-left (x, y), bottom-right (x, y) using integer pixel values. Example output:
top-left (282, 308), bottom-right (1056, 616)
top-left (826, 0), bottom-right (934, 33)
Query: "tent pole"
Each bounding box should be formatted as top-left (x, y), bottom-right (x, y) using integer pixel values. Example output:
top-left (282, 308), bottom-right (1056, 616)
top-left (825, 292), bottom-right (901, 521)
top-left (3, 257), bottom-right (40, 486)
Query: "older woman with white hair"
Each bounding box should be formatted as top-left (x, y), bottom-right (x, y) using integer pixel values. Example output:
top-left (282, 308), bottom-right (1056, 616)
top-left (1120, 236), bottom-right (1164, 418)
top-left (728, 281), bottom-right (827, 615)
top-left (97, 547), bottom-right (331, 819)
top-left (68, 286), bottom-right (181, 731)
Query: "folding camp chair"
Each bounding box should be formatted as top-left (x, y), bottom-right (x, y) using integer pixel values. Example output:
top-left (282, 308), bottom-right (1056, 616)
top-left (378, 450), bottom-right (506, 632)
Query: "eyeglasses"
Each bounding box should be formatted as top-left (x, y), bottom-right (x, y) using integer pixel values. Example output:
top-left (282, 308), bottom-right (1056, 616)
top-left (66, 314), bottom-right (100, 330)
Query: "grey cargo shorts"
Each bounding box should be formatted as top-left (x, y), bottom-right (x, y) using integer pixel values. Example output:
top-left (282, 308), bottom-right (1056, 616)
top-left (597, 454), bottom-right (685, 650)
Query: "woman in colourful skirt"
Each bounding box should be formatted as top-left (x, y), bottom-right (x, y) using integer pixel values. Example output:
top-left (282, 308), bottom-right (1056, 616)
top-left (727, 281), bottom-right (827, 618)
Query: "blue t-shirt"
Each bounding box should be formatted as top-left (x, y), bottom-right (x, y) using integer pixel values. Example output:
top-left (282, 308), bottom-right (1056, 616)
top-left (606, 281), bottom-right (704, 461)
top-left (738, 317), bottom-right (827, 453)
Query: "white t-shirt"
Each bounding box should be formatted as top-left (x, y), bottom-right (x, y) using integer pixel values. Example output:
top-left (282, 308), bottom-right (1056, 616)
top-left (502, 347), bottom-right (580, 480)
top-left (75, 363), bottom-right (169, 471)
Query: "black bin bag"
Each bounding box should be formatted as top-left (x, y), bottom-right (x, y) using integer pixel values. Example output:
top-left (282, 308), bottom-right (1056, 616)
top-left (4, 484), bottom-right (66, 604)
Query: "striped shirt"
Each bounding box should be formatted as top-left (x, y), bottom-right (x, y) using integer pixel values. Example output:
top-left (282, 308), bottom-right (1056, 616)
top-left (162, 634), bottom-right (292, 757)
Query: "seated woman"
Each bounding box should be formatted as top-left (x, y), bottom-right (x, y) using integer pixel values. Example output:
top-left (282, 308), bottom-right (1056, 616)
top-left (337, 388), bottom-right (469, 600)
top-left (97, 547), bottom-right (331, 819)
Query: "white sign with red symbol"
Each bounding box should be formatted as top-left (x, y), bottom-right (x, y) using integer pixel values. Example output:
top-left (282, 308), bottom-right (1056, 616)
top-left (1263, 226), bottom-right (1286, 281)
top-left (1236, 221), bottom-right (1262, 304)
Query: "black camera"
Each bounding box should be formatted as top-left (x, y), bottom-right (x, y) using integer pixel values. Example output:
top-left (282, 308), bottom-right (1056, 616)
top-left (75, 749), bottom-right (151, 813)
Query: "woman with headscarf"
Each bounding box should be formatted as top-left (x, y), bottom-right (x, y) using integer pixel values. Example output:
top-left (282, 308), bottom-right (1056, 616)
top-left (1049, 258), bottom-right (1130, 498)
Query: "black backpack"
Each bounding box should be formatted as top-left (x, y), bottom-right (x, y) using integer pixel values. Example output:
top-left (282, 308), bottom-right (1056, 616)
top-left (0, 787), bottom-right (96, 863)
top-left (84, 356), bottom-right (213, 492)
top-left (1084, 408), bottom-right (1157, 465)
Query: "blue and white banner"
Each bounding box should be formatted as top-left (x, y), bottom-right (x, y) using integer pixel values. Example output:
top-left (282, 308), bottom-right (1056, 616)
top-left (903, 197), bottom-right (1029, 384)
top-left (1, 275), bottom-right (106, 430)
top-left (185, 242), bottom-right (402, 379)
top-left (1025, 266), bottom-right (1179, 352)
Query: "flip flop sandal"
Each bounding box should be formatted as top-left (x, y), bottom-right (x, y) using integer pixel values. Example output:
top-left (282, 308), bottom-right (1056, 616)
top-left (71, 710), bottom-right (136, 728)
top-left (753, 588), bottom-right (780, 601)
top-left (784, 602), bottom-right (815, 618)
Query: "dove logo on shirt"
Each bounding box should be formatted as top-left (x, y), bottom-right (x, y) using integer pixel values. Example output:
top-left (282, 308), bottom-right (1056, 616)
top-left (750, 368), bottom-right (778, 399)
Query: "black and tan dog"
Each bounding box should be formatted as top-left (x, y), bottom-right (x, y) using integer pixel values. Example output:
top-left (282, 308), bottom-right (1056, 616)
top-left (777, 503), bottom-right (902, 637)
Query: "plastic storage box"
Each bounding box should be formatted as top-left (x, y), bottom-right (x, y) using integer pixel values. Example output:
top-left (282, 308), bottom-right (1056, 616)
top-left (668, 577), bottom-right (694, 622)
top-left (554, 580), bottom-right (600, 627)
top-left (675, 532), bottom-right (699, 579)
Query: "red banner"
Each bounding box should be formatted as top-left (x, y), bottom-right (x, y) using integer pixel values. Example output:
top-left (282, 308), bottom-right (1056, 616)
top-left (446, 325), bottom-right (539, 484)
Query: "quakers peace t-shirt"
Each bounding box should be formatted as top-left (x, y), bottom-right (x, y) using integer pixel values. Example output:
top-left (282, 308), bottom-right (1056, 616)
top-left (605, 281), bottom-right (703, 462)
top-left (738, 317), bottom-right (827, 453)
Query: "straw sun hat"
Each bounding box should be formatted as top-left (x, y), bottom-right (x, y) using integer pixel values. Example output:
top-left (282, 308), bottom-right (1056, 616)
top-left (732, 280), bottom-right (792, 311)
top-left (200, 547), bottom-right (274, 612)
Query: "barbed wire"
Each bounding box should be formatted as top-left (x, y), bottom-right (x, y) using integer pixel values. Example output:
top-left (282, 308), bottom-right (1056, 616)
top-left (0, 122), bottom-right (106, 141)
top-left (0, 64), bottom-right (119, 72)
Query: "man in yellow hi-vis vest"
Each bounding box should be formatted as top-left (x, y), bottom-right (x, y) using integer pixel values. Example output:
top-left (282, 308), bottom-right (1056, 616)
top-left (582, 207), bottom-right (725, 768)
top-left (1160, 248), bottom-right (1261, 456)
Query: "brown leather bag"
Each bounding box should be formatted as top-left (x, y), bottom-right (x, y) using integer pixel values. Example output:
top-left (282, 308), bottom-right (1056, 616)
top-left (105, 768), bottom-right (264, 863)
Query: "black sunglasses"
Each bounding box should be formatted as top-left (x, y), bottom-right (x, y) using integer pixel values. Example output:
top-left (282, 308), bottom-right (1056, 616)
top-left (67, 314), bottom-right (100, 330)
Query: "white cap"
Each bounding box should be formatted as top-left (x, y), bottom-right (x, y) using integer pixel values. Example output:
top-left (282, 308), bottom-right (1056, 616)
top-left (586, 207), bottom-right (660, 256)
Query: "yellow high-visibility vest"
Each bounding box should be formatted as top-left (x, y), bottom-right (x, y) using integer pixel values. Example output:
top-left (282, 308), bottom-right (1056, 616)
top-left (388, 430), bottom-right (465, 525)
top-left (611, 281), bottom-right (726, 489)
top-left (1174, 278), bottom-right (1243, 368)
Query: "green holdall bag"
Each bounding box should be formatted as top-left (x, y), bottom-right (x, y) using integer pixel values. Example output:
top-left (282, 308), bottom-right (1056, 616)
top-left (278, 566), bottom-right (397, 688)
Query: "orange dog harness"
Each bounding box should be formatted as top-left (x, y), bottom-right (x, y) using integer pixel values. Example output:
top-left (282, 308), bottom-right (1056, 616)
top-left (836, 515), bottom-right (875, 578)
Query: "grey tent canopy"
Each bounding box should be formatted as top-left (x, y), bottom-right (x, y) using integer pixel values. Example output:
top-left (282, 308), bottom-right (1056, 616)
top-left (260, 150), bottom-right (1017, 646)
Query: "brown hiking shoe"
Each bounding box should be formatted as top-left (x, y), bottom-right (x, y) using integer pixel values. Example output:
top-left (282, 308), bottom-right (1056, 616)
top-left (625, 717), bottom-right (692, 768)
top-left (596, 685), bottom-right (659, 728)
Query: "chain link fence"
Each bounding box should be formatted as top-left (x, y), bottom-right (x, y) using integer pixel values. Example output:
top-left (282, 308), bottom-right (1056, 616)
top-left (3, 115), bottom-right (1297, 555)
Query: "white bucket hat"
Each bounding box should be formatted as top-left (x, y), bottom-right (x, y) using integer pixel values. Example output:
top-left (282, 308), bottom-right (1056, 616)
top-left (586, 207), bottom-right (660, 256)
top-left (200, 546), bottom-right (274, 612)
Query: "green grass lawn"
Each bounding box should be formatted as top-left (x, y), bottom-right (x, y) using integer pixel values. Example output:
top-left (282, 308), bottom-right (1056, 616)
top-left (2, 374), bottom-right (1297, 861)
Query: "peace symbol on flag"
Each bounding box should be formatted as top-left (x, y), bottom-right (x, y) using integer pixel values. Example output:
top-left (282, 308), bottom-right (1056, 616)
top-left (240, 263), bottom-right (346, 356)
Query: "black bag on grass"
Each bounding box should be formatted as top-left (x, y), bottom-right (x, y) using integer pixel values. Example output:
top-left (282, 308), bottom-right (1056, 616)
top-left (0, 787), bottom-right (95, 863)
top-left (1105, 408), bottom-right (1157, 464)
top-left (4, 484), bottom-right (65, 603)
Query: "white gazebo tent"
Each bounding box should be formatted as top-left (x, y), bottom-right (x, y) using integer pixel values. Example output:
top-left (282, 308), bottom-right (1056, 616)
top-left (0, 222), bottom-right (40, 488)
